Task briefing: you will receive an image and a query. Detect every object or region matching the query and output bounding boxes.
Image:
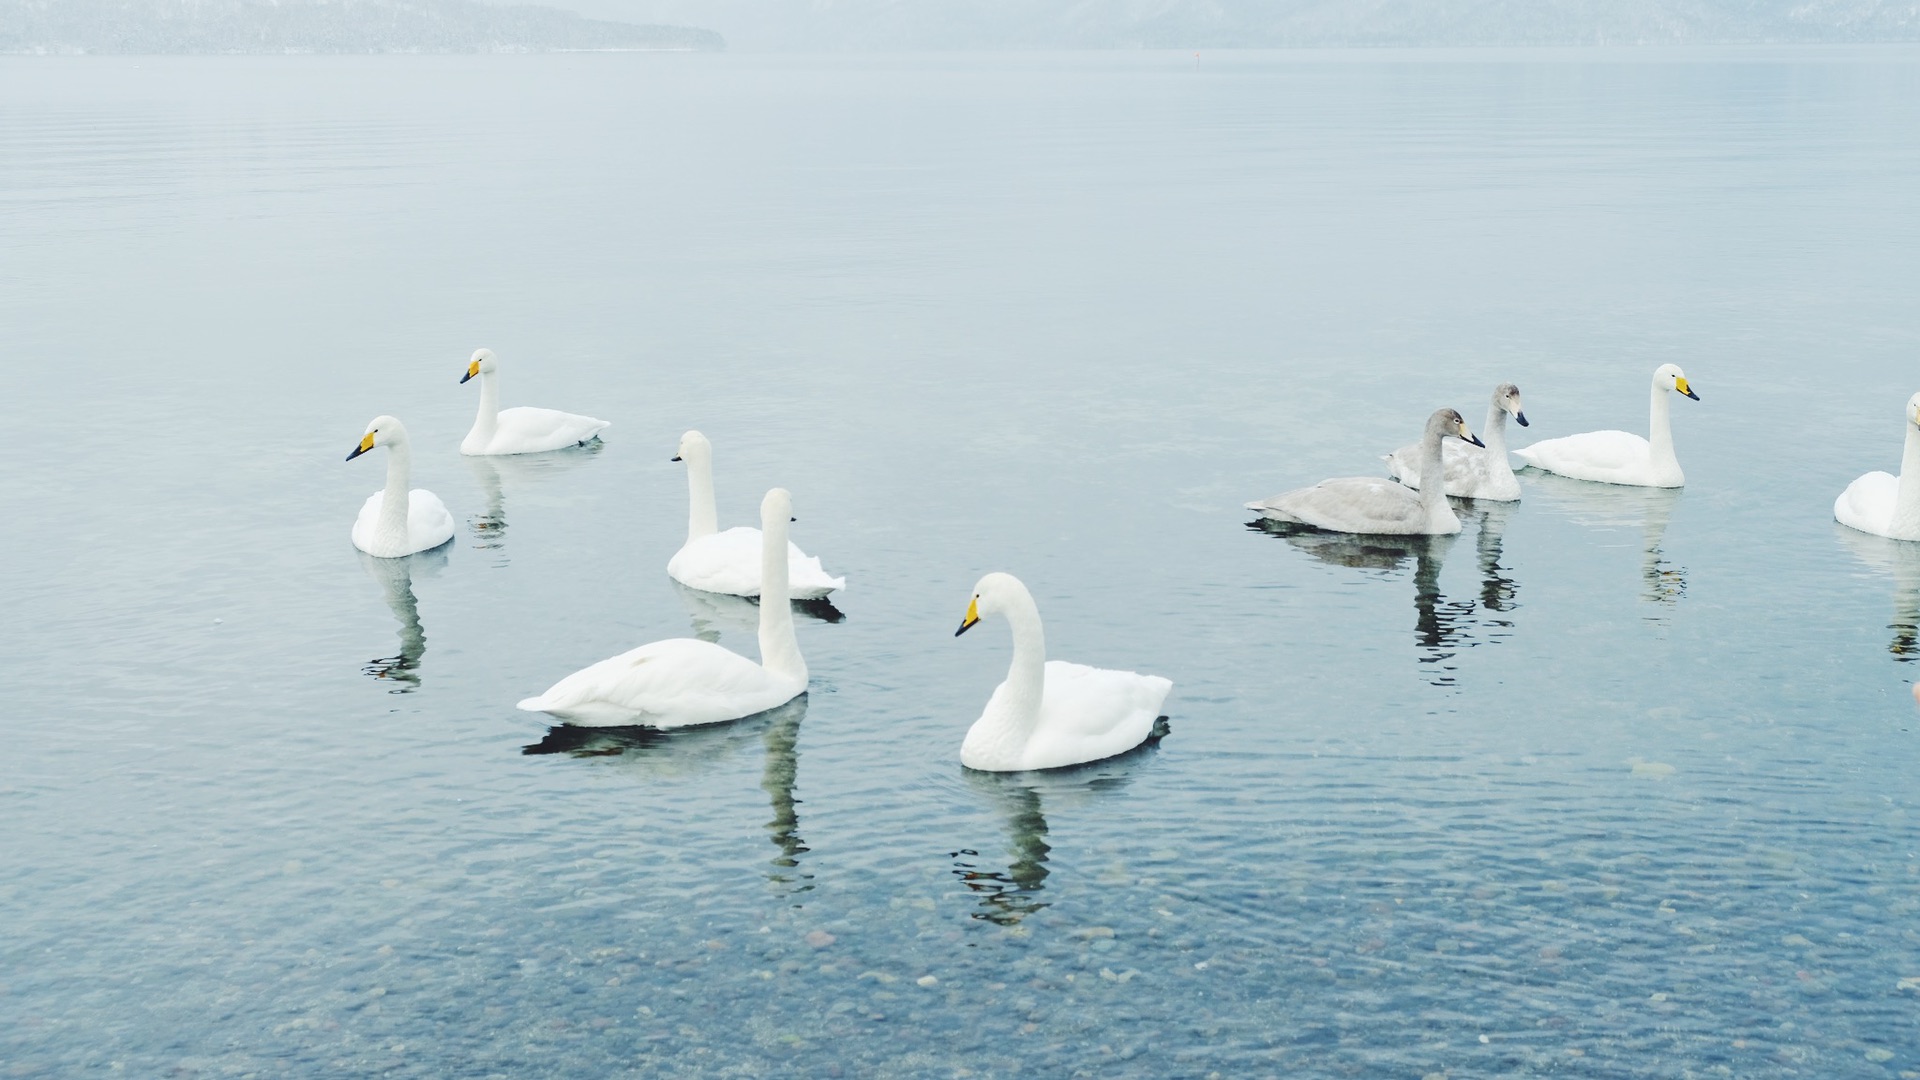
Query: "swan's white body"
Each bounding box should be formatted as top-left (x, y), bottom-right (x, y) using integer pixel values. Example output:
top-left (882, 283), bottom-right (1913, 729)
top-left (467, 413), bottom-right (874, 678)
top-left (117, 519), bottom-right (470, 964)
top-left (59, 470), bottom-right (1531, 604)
top-left (1513, 365), bottom-right (1698, 488)
top-left (1248, 409), bottom-right (1482, 536)
top-left (1387, 384), bottom-right (1528, 501)
top-left (667, 431), bottom-right (844, 600)
top-left (955, 573), bottom-right (1172, 772)
top-left (1835, 393), bottom-right (1920, 541)
top-left (459, 349), bottom-right (609, 456)
top-left (518, 489), bottom-right (809, 728)
top-left (347, 416), bottom-right (455, 559)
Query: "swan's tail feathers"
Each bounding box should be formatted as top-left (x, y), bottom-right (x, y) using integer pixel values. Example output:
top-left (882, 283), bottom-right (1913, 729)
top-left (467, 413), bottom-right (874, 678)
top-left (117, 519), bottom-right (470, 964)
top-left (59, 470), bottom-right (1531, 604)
top-left (1511, 446), bottom-right (1539, 464)
top-left (517, 694), bottom-right (557, 713)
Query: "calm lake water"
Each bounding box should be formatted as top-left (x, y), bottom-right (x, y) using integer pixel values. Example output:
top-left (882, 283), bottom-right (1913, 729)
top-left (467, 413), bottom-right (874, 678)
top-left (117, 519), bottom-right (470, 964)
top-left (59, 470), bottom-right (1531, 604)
top-left (5, 47), bottom-right (1920, 1077)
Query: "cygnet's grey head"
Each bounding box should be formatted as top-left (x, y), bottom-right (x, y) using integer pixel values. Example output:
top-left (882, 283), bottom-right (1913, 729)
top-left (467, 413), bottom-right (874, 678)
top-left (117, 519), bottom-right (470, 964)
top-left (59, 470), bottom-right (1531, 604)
top-left (1428, 407), bottom-right (1484, 448)
top-left (461, 348), bottom-right (497, 384)
top-left (955, 571), bottom-right (1026, 638)
top-left (671, 430), bottom-right (711, 465)
top-left (1653, 363), bottom-right (1699, 401)
top-left (1494, 382), bottom-right (1528, 427)
top-left (346, 414), bottom-right (406, 461)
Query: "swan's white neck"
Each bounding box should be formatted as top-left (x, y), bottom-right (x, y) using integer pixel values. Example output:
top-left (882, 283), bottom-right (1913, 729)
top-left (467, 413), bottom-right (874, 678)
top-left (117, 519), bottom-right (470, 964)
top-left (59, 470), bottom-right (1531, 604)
top-left (685, 456), bottom-right (719, 542)
top-left (1648, 382), bottom-right (1679, 475)
top-left (987, 583), bottom-right (1048, 738)
top-left (376, 440), bottom-right (413, 548)
top-left (1893, 422), bottom-right (1920, 537)
top-left (469, 370), bottom-right (501, 446)
top-left (1417, 427), bottom-right (1459, 531)
top-left (758, 515), bottom-right (806, 685)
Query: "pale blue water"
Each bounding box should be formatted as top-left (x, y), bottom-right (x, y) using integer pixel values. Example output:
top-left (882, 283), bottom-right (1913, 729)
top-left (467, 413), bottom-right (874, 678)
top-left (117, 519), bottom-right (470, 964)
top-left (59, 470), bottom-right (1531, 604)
top-left (5, 48), bottom-right (1920, 1077)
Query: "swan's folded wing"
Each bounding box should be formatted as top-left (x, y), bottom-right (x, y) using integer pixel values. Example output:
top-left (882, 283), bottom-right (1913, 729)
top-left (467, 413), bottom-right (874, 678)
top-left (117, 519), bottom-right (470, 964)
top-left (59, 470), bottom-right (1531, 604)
top-left (517, 637), bottom-right (786, 727)
top-left (1027, 660), bottom-right (1171, 768)
top-left (496, 406), bottom-right (611, 452)
top-left (1249, 476), bottom-right (1423, 534)
top-left (1515, 430), bottom-right (1645, 474)
top-left (670, 527), bottom-right (844, 599)
top-left (408, 489), bottom-right (456, 549)
top-left (1836, 470), bottom-right (1899, 535)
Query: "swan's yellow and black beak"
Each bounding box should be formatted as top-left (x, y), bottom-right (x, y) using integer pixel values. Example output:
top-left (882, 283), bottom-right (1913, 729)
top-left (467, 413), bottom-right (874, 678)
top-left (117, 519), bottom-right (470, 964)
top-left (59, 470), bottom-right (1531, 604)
top-left (460, 359), bottom-right (479, 384)
top-left (345, 432), bottom-right (375, 462)
top-left (1456, 419), bottom-right (1486, 448)
top-left (954, 597), bottom-right (980, 638)
top-left (1676, 376), bottom-right (1699, 401)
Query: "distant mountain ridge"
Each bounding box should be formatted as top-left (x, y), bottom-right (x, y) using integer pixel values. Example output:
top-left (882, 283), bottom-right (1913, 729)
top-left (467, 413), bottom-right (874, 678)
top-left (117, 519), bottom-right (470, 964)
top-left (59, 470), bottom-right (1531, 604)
top-left (0, 0), bottom-right (725, 53)
top-left (573, 0), bottom-right (1920, 49)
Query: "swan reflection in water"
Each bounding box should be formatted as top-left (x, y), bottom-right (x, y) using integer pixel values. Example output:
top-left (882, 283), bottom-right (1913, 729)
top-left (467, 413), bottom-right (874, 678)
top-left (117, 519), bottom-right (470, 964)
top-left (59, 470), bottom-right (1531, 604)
top-left (1836, 526), bottom-right (1920, 663)
top-left (357, 545), bottom-right (447, 691)
top-left (672, 580), bottom-right (844, 644)
top-left (949, 729), bottom-right (1166, 926)
top-left (464, 442), bottom-right (607, 565)
top-left (1250, 502), bottom-right (1518, 686)
top-left (522, 696), bottom-right (813, 891)
top-left (1524, 471), bottom-right (1687, 612)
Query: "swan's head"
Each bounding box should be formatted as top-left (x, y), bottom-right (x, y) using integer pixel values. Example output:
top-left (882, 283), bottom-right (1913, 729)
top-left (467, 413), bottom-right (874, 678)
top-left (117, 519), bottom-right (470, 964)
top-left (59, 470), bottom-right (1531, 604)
top-left (1427, 408), bottom-right (1484, 448)
top-left (955, 571), bottom-right (1027, 637)
top-left (671, 430), bottom-right (712, 465)
top-left (761, 487), bottom-right (795, 531)
top-left (1495, 383), bottom-right (1528, 427)
top-left (1906, 392), bottom-right (1920, 428)
top-left (461, 348), bottom-right (497, 384)
top-left (1654, 363), bottom-right (1699, 401)
top-left (346, 415), bottom-right (405, 461)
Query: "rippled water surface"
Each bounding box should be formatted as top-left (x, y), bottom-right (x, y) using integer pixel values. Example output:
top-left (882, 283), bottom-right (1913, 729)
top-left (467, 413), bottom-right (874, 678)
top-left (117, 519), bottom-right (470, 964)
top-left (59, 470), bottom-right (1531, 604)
top-left (6, 48), bottom-right (1920, 1078)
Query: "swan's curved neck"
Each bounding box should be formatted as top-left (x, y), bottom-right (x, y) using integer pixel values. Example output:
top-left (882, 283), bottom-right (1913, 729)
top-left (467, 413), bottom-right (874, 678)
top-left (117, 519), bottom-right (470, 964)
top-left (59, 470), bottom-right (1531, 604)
top-left (1480, 402), bottom-right (1510, 457)
top-left (685, 456), bottom-right (719, 542)
top-left (1417, 429), bottom-right (1458, 530)
top-left (378, 440), bottom-right (412, 543)
top-left (1648, 383), bottom-right (1678, 471)
top-left (994, 585), bottom-right (1048, 732)
top-left (758, 517), bottom-right (806, 684)
top-left (1893, 423), bottom-right (1920, 536)
top-left (470, 370), bottom-right (501, 443)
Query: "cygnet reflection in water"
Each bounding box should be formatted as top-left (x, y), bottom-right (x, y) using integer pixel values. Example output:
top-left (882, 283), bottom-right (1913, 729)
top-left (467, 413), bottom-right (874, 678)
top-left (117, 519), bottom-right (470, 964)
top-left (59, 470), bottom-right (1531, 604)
top-left (357, 546), bottom-right (447, 691)
top-left (948, 726), bottom-right (1165, 926)
top-left (523, 697), bottom-right (813, 890)
top-left (463, 441), bottom-right (606, 565)
top-left (671, 580), bottom-right (844, 645)
top-left (1251, 506), bottom-right (1520, 687)
top-left (1524, 471), bottom-right (1688, 613)
top-left (1835, 525), bottom-right (1920, 663)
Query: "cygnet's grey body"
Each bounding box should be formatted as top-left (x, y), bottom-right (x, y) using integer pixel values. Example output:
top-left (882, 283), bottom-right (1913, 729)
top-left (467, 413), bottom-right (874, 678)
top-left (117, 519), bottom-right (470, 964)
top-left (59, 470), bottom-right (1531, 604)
top-left (1248, 409), bottom-right (1483, 536)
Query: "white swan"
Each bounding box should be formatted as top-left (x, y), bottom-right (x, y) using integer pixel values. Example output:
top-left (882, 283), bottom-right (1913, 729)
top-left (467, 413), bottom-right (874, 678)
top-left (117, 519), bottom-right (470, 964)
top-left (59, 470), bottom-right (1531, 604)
top-left (1513, 364), bottom-right (1698, 487)
top-left (518, 488), bottom-right (810, 727)
top-left (346, 416), bottom-right (455, 558)
top-left (1836, 392), bottom-right (1920, 540)
top-left (1385, 383), bottom-right (1529, 501)
top-left (667, 431), bottom-right (844, 600)
top-left (954, 572), bottom-right (1172, 772)
top-left (1247, 409), bottom-right (1483, 535)
top-left (459, 348), bottom-right (610, 456)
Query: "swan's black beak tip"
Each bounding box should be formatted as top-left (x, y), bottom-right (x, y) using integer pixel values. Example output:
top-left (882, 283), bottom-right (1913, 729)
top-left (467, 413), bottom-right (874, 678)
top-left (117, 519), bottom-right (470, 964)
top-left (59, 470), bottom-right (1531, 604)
top-left (459, 371), bottom-right (473, 384)
top-left (1515, 413), bottom-right (1530, 427)
top-left (345, 446), bottom-right (367, 462)
top-left (1684, 388), bottom-right (1700, 401)
top-left (670, 455), bottom-right (682, 462)
top-left (1468, 435), bottom-right (1486, 448)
